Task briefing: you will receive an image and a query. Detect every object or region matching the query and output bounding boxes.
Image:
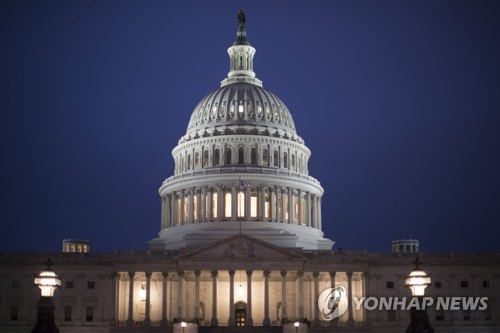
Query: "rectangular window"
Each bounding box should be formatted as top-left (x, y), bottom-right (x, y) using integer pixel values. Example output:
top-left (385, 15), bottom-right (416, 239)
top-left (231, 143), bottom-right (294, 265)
top-left (64, 306), bottom-right (72, 322)
top-left (10, 305), bottom-right (19, 321)
top-left (386, 281), bottom-right (394, 289)
top-left (87, 281), bottom-right (95, 289)
top-left (460, 280), bottom-right (468, 288)
top-left (12, 280), bottom-right (20, 289)
top-left (66, 281), bottom-right (74, 289)
top-left (86, 306), bottom-right (94, 322)
top-left (211, 192), bottom-right (217, 219)
top-left (225, 192), bottom-right (232, 218)
top-left (482, 280), bottom-right (490, 288)
top-left (250, 195), bottom-right (258, 218)
top-left (387, 310), bottom-right (396, 322)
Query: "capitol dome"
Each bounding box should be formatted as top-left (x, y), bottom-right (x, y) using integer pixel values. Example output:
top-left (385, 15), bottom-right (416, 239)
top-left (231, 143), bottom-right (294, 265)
top-left (149, 10), bottom-right (334, 251)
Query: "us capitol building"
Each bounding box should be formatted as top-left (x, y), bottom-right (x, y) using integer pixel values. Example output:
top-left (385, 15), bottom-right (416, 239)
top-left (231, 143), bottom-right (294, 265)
top-left (1, 10), bottom-right (499, 333)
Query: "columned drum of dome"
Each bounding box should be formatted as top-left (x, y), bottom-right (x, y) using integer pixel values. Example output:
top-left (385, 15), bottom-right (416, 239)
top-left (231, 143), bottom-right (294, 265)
top-left (149, 10), bottom-right (334, 251)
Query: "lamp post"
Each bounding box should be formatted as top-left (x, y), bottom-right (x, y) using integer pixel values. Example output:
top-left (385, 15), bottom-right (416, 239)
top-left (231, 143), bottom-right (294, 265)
top-left (404, 256), bottom-right (434, 333)
top-left (32, 258), bottom-right (62, 333)
top-left (294, 320), bottom-right (300, 333)
top-left (181, 321), bottom-right (187, 333)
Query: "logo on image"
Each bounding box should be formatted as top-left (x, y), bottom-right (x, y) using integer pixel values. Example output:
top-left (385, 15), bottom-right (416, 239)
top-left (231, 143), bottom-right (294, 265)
top-left (317, 287), bottom-right (348, 320)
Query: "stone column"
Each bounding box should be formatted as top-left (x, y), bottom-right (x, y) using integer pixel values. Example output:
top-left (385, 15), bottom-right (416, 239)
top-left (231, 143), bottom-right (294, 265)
top-left (347, 272), bottom-right (354, 326)
top-left (196, 189), bottom-right (201, 223)
top-left (270, 187), bottom-right (276, 222)
top-left (177, 271), bottom-right (184, 319)
top-left (228, 270), bottom-right (235, 326)
top-left (298, 190), bottom-right (302, 224)
top-left (207, 188), bottom-right (212, 222)
top-left (312, 195), bottom-right (317, 228)
top-left (329, 271), bottom-right (336, 326)
top-left (171, 192), bottom-right (177, 226)
top-left (318, 198), bottom-right (322, 230)
top-left (297, 271), bottom-right (304, 319)
top-left (259, 186), bottom-right (265, 221)
top-left (179, 191), bottom-right (185, 224)
top-left (288, 189), bottom-right (294, 224)
top-left (160, 272), bottom-right (168, 327)
top-left (188, 189), bottom-right (194, 223)
top-left (245, 185), bottom-right (251, 221)
top-left (246, 270), bottom-right (253, 326)
top-left (126, 272), bottom-right (135, 326)
top-left (263, 270), bottom-right (271, 326)
top-left (281, 188), bottom-right (287, 223)
top-left (194, 270), bottom-right (201, 320)
top-left (161, 196), bottom-right (167, 229)
top-left (232, 187), bottom-right (237, 221)
top-left (144, 272), bottom-right (152, 326)
top-left (201, 188), bottom-right (206, 223)
top-left (166, 194), bottom-right (171, 228)
top-left (313, 272), bottom-right (320, 325)
top-left (362, 272), bottom-right (370, 327)
top-left (217, 186), bottom-right (223, 222)
top-left (281, 270), bottom-right (287, 322)
top-left (110, 272), bottom-right (118, 325)
top-left (210, 271), bottom-right (219, 326)
top-left (306, 192), bottom-right (311, 227)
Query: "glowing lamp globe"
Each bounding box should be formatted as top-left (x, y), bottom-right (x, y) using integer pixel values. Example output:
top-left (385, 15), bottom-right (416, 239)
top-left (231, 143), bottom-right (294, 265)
top-left (294, 321), bottom-right (300, 327)
top-left (405, 268), bottom-right (431, 296)
top-left (181, 321), bottom-right (187, 328)
top-left (34, 269), bottom-right (61, 297)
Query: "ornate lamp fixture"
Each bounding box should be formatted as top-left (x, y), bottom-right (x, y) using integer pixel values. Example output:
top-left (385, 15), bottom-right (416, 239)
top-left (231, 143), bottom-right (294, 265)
top-left (32, 258), bottom-right (61, 333)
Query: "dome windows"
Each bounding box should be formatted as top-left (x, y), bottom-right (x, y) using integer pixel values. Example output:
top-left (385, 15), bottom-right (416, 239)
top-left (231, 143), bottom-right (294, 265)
top-left (226, 148), bottom-right (232, 164)
top-left (262, 148), bottom-right (269, 166)
top-left (238, 147), bottom-right (245, 164)
top-left (229, 102), bottom-right (235, 118)
top-left (250, 148), bottom-right (256, 164)
top-left (256, 103), bottom-right (263, 117)
top-left (214, 149), bottom-right (221, 165)
top-left (273, 150), bottom-right (279, 167)
top-left (238, 101), bottom-right (244, 114)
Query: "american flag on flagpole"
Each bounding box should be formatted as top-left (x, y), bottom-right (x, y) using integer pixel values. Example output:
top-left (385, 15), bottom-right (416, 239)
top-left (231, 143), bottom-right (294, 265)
top-left (240, 179), bottom-right (251, 190)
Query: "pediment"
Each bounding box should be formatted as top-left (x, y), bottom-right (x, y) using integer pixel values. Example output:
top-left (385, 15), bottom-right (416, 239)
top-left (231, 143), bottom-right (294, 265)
top-left (177, 233), bottom-right (305, 261)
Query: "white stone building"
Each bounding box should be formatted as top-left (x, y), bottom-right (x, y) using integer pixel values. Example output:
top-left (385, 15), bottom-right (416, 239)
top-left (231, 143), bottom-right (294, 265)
top-left (1, 10), bottom-right (499, 333)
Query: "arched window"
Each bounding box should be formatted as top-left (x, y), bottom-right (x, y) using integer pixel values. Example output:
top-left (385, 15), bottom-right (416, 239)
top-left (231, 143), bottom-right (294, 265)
top-left (237, 192), bottom-right (245, 218)
top-left (262, 148), bottom-right (269, 166)
top-left (291, 154), bottom-right (295, 170)
top-left (187, 154), bottom-right (191, 170)
top-left (195, 152), bottom-right (200, 169)
top-left (224, 192), bottom-right (232, 218)
top-left (214, 149), bottom-right (220, 166)
top-left (283, 152), bottom-right (288, 168)
top-left (273, 150), bottom-right (279, 167)
top-left (250, 148), bottom-right (256, 164)
top-left (203, 150), bottom-right (209, 167)
top-left (238, 147), bottom-right (244, 164)
top-left (226, 148), bottom-right (232, 165)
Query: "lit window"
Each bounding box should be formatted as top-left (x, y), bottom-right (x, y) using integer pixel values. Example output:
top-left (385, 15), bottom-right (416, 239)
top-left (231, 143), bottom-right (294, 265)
top-left (211, 106), bottom-right (217, 118)
top-left (193, 195), bottom-right (198, 221)
top-left (225, 192), bottom-right (232, 218)
top-left (257, 104), bottom-right (263, 116)
top-left (294, 197), bottom-right (299, 221)
top-left (284, 196), bottom-right (289, 221)
top-left (264, 192), bottom-right (271, 218)
top-left (247, 102), bottom-right (253, 116)
top-left (238, 102), bottom-right (244, 113)
top-left (237, 192), bottom-right (245, 217)
top-left (250, 193), bottom-right (258, 218)
top-left (183, 196), bottom-right (188, 222)
top-left (211, 192), bottom-right (217, 219)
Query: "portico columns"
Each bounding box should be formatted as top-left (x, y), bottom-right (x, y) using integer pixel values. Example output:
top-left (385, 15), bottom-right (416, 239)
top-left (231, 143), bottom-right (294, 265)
top-left (188, 189), bottom-right (194, 223)
top-left (207, 188), bottom-right (212, 222)
top-left (180, 191), bottom-right (185, 224)
top-left (281, 188), bottom-right (287, 223)
top-left (161, 196), bottom-right (167, 229)
top-left (263, 270), bottom-right (271, 326)
top-left (347, 272), bottom-right (354, 325)
top-left (281, 270), bottom-right (287, 322)
top-left (171, 192), bottom-right (177, 226)
top-left (313, 272), bottom-right (320, 325)
top-left (126, 272), bottom-right (134, 326)
top-left (194, 270), bottom-right (201, 320)
top-left (210, 271), bottom-right (219, 326)
top-left (216, 186), bottom-right (223, 222)
top-left (297, 271), bottom-right (304, 319)
top-left (144, 272), bottom-right (152, 326)
top-left (318, 198), bottom-right (322, 230)
top-left (110, 272), bottom-right (118, 325)
top-left (306, 192), bottom-right (311, 227)
top-left (196, 189), bottom-right (201, 223)
top-left (177, 271), bottom-right (184, 319)
top-left (246, 270), bottom-right (253, 326)
top-left (201, 188), bottom-right (206, 223)
top-left (270, 187), bottom-right (276, 222)
top-left (160, 272), bottom-right (168, 327)
top-left (329, 272), bottom-right (336, 326)
top-left (298, 190), bottom-right (302, 224)
top-left (228, 270), bottom-right (235, 326)
top-left (288, 189), bottom-right (294, 224)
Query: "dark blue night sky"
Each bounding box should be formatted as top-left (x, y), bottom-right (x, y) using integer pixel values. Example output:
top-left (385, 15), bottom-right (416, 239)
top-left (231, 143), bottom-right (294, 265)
top-left (1, 1), bottom-right (499, 253)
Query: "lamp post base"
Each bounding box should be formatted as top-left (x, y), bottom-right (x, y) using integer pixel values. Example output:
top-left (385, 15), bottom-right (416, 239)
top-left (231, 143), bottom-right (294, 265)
top-left (31, 297), bottom-right (59, 333)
